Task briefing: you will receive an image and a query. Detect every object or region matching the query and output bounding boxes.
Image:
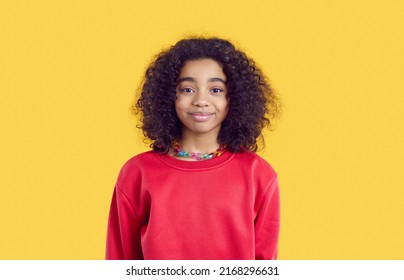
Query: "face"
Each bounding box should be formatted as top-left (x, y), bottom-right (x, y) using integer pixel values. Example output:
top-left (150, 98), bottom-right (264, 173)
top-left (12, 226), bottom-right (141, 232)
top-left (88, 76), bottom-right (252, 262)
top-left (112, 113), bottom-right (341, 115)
top-left (175, 59), bottom-right (229, 138)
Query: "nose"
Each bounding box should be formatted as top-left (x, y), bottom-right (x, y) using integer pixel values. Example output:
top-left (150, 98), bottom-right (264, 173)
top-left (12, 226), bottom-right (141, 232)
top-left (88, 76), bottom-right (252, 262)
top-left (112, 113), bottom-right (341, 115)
top-left (192, 91), bottom-right (209, 107)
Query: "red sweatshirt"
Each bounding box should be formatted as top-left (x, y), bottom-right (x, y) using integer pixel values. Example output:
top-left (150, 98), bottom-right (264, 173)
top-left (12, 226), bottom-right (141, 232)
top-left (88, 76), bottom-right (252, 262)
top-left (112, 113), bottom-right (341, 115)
top-left (106, 150), bottom-right (280, 260)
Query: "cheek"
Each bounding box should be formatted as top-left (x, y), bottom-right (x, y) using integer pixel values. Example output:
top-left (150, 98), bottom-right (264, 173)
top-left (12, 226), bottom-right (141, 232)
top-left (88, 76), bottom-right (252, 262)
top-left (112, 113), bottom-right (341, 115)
top-left (174, 104), bottom-right (180, 117)
top-left (221, 99), bottom-right (230, 114)
top-left (174, 100), bottom-right (185, 118)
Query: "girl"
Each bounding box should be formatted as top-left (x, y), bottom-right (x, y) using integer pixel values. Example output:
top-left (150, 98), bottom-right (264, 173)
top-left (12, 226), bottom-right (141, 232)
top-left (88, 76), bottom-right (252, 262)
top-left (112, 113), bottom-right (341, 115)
top-left (106, 37), bottom-right (281, 260)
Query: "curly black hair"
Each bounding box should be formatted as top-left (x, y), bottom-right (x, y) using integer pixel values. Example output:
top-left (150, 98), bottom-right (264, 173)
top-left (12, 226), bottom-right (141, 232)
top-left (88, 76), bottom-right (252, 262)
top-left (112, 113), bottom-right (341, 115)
top-left (133, 36), bottom-right (281, 153)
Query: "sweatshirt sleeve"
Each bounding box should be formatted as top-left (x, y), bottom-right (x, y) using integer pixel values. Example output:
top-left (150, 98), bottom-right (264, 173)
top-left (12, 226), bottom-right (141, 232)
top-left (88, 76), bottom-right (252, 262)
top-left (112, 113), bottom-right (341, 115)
top-left (254, 176), bottom-right (280, 260)
top-left (105, 184), bottom-right (144, 260)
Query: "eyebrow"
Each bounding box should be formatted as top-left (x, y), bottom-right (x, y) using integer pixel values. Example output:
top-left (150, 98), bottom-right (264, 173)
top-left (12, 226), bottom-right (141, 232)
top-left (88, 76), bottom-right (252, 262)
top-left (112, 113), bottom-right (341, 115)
top-left (177, 77), bottom-right (227, 84)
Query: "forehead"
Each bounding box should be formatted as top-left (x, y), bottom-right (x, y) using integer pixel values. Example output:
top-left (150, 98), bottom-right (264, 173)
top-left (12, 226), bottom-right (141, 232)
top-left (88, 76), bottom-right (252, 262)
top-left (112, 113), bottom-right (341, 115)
top-left (178, 59), bottom-right (226, 79)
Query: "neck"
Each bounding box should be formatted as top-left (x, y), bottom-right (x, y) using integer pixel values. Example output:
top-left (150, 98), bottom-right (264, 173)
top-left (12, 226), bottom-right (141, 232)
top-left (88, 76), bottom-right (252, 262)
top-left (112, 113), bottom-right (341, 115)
top-left (178, 130), bottom-right (220, 153)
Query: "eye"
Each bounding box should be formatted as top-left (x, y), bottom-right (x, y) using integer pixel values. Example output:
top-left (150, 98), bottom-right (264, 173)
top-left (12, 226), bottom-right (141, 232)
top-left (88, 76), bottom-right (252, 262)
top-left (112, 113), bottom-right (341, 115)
top-left (178, 87), bottom-right (195, 94)
top-left (211, 88), bottom-right (224, 94)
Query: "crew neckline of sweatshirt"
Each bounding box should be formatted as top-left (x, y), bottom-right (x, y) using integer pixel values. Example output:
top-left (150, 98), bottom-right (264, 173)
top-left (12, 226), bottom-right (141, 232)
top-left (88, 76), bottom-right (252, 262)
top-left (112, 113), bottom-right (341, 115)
top-left (155, 149), bottom-right (236, 171)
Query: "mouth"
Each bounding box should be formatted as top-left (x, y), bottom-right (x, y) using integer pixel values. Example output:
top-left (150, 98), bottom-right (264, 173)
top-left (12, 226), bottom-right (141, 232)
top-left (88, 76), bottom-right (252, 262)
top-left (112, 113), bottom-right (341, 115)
top-left (188, 112), bottom-right (215, 122)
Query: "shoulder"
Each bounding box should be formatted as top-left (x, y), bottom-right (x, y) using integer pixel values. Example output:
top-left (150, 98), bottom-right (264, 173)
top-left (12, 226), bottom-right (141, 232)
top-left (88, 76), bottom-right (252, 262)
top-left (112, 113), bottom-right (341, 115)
top-left (233, 151), bottom-right (277, 176)
top-left (234, 152), bottom-right (279, 203)
top-left (121, 150), bottom-right (158, 167)
top-left (117, 150), bottom-right (160, 181)
top-left (232, 151), bottom-right (278, 191)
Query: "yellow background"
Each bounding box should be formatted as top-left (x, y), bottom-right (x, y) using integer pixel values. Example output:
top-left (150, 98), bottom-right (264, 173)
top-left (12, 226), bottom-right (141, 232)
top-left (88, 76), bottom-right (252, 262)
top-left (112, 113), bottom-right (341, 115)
top-left (1, 0), bottom-right (403, 259)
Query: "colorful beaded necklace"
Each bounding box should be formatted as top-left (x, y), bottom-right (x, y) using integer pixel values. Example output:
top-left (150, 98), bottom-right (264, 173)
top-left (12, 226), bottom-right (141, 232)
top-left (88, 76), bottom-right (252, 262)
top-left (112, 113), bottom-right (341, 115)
top-left (173, 142), bottom-right (226, 161)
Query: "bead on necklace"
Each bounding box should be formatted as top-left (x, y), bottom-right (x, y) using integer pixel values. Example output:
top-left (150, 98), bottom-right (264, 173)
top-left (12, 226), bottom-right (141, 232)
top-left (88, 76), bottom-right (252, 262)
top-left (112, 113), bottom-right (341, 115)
top-left (173, 142), bottom-right (226, 160)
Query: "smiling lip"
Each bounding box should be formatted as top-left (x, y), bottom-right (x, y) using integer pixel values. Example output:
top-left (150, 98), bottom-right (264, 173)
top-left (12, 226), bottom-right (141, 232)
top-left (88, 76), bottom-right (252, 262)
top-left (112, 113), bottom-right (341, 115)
top-left (188, 112), bottom-right (214, 122)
